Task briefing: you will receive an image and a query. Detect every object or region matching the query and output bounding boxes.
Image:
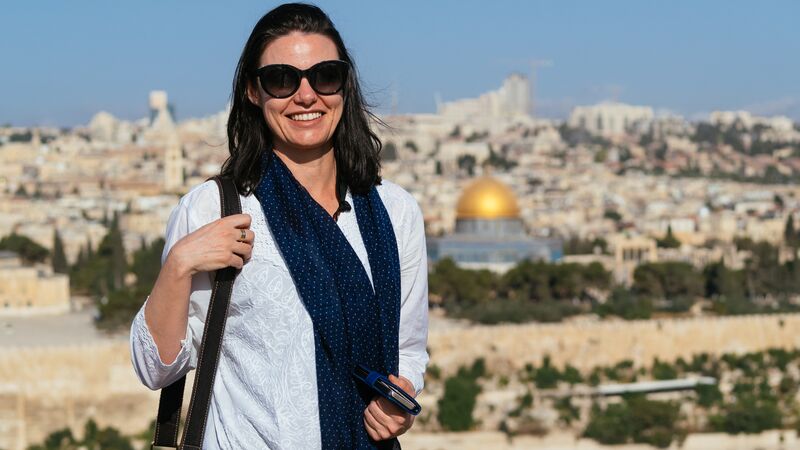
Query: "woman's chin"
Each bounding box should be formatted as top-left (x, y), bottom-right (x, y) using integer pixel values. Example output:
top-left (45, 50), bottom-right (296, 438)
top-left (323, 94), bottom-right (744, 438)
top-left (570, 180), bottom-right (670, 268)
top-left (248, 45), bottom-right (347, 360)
top-left (274, 139), bottom-right (334, 159)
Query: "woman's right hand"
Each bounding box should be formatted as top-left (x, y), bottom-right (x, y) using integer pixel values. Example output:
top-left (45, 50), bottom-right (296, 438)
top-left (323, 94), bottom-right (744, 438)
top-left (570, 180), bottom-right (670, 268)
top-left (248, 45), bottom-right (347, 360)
top-left (168, 213), bottom-right (254, 276)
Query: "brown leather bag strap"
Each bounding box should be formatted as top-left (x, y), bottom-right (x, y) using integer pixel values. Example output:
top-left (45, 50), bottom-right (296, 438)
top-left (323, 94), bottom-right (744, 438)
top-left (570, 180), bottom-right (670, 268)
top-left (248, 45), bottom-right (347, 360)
top-left (152, 176), bottom-right (241, 450)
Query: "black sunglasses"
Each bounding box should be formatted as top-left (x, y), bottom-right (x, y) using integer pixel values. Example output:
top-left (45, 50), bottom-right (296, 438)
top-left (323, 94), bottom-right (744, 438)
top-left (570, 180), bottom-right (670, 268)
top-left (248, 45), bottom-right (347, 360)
top-left (255, 60), bottom-right (350, 99)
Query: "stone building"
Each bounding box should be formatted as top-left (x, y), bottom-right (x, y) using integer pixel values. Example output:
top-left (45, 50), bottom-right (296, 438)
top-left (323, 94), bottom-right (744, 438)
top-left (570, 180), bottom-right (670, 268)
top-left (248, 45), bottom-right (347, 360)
top-left (0, 252), bottom-right (70, 316)
top-left (569, 102), bottom-right (654, 137)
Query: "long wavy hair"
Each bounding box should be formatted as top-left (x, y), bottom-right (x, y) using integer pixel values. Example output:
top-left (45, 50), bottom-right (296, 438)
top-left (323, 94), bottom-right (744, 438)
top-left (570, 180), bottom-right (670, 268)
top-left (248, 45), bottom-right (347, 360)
top-left (221, 3), bottom-right (382, 196)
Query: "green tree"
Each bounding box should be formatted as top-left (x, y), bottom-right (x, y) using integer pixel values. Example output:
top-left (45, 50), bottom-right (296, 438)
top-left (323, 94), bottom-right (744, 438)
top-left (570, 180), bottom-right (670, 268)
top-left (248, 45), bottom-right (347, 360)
top-left (584, 397), bottom-right (683, 448)
top-left (51, 229), bottom-right (68, 274)
top-left (785, 215), bottom-right (797, 248)
top-left (457, 154), bottom-right (477, 176)
top-left (74, 246), bottom-right (86, 268)
top-left (0, 232), bottom-right (49, 265)
top-left (555, 397), bottom-right (580, 425)
top-left (584, 402), bottom-right (631, 445)
top-left (656, 225), bottom-right (681, 248)
top-left (703, 260), bottom-right (745, 300)
top-left (633, 262), bottom-right (704, 301)
top-left (533, 356), bottom-right (561, 389)
top-left (94, 237), bottom-right (164, 330)
top-left (437, 361), bottom-right (484, 431)
top-left (130, 238), bottom-right (164, 289)
top-left (26, 427), bottom-right (76, 450)
top-left (710, 396), bottom-right (782, 434)
top-left (429, 258), bottom-right (497, 310)
top-left (95, 213), bottom-right (127, 292)
top-left (603, 209), bottom-right (622, 222)
top-left (695, 383), bottom-right (723, 408)
top-left (593, 288), bottom-right (652, 320)
top-left (70, 221), bottom-right (127, 299)
top-left (651, 358), bottom-right (678, 380)
top-left (80, 418), bottom-right (133, 450)
top-left (26, 419), bottom-right (133, 450)
top-left (562, 364), bottom-right (583, 385)
top-left (626, 396), bottom-right (683, 448)
top-left (95, 286), bottom-right (148, 330)
top-left (484, 149), bottom-right (517, 171)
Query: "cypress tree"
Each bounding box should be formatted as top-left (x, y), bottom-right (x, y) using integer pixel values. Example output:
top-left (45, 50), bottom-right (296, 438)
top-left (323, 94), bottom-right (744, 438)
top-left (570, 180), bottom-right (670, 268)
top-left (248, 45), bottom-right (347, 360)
top-left (657, 225), bottom-right (681, 249)
top-left (51, 229), bottom-right (68, 274)
top-left (784, 215), bottom-right (797, 249)
top-left (106, 214), bottom-right (126, 290)
top-left (75, 246), bottom-right (85, 269)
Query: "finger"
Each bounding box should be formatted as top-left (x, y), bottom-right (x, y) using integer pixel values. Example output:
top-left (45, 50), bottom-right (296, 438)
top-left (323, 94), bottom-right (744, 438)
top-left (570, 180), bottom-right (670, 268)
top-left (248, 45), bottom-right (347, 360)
top-left (225, 213), bottom-right (251, 228)
top-left (232, 241), bottom-right (252, 256)
top-left (228, 254), bottom-right (244, 269)
top-left (239, 229), bottom-right (254, 243)
top-left (363, 416), bottom-right (380, 441)
top-left (373, 396), bottom-right (412, 435)
top-left (230, 227), bottom-right (252, 243)
top-left (364, 405), bottom-right (390, 440)
top-left (388, 375), bottom-right (415, 397)
top-left (370, 397), bottom-right (404, 427)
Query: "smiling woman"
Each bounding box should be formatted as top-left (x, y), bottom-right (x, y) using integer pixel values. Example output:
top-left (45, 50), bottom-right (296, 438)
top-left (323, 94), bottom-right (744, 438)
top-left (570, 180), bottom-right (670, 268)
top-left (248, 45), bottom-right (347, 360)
top-left (247, 32), bottom-right (347, 206)
top-left (129, 3), bottom-right (429, 450)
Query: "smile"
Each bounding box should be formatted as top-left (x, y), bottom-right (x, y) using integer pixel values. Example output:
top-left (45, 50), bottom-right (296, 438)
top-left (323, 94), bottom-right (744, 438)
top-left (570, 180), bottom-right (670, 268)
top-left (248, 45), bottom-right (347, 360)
top-left (288, 112), bottom-right (324, 121)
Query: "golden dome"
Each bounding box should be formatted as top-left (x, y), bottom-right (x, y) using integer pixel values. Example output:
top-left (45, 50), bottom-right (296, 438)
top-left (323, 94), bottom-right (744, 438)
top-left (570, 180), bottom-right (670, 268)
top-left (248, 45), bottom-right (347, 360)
top-left (456, 177), bottom-right (521, 219)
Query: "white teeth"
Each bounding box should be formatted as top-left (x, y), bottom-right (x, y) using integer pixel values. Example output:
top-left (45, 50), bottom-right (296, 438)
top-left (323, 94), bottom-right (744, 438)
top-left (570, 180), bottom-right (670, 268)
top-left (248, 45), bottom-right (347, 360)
top-left (289, 112), bottom-right (323, 121)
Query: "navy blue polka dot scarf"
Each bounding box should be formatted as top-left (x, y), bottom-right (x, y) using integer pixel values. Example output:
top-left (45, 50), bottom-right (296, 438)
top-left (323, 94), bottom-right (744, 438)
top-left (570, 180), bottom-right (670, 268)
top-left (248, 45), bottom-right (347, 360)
top-left (254, 151), bottom-right (401, 449)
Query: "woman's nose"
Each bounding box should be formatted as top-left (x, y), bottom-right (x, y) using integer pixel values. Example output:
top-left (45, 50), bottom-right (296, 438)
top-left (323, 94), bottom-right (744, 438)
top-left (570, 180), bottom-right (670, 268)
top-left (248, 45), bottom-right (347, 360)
top-left (292, 77), bottom-right (317, 105)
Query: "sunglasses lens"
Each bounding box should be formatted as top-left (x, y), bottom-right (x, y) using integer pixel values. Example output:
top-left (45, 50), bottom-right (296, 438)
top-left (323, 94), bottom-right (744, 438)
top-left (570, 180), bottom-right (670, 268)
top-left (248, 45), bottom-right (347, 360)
top-left (260, 66), bottom-right (300, 98)
top-left (312, 61), bottom-right (347, 95)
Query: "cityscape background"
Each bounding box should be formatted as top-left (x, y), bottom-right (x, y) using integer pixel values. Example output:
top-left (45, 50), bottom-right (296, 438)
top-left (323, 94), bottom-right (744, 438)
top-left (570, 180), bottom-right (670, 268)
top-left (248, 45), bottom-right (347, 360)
top-left (3, 2), bottom-right (800, 450)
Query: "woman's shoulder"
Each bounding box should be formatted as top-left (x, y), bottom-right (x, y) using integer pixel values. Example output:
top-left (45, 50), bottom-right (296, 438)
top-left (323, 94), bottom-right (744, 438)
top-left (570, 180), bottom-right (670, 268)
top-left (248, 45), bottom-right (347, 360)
top-left (375, 179), bottom-right (422, 226)
top-left (179, 179), bottom-right (220, 205)
top-left (175, 179), bottom-right (222, 226)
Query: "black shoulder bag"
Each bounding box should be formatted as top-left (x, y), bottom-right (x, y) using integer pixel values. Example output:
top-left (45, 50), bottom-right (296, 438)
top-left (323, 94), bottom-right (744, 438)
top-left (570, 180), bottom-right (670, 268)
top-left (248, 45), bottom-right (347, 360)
top-left (151, 176), bottom-right (241, 450)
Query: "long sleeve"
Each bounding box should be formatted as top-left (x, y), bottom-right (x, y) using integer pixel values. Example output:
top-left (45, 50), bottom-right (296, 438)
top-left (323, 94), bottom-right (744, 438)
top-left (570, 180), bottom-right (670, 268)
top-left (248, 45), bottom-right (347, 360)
top-left (130, 182), bottom-right (219, 390)
top-left (396, 196), bottom-right (430, 395)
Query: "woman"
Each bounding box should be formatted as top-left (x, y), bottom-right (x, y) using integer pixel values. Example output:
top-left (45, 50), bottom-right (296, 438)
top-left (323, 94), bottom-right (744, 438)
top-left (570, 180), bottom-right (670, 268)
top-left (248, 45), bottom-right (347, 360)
top-left (130, 3), bottom-right (429, 449)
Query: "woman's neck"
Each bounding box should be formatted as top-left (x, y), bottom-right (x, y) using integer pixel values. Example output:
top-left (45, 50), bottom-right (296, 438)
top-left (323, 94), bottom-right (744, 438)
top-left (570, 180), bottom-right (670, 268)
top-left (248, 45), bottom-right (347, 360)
top-left (273, 145), bottom-right (339, 215)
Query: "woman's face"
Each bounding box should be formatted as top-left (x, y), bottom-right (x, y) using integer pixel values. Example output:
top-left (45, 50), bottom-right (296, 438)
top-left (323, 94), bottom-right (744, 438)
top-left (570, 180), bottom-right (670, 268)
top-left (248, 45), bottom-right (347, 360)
top-left (249, 32), bottom-right (344, 157)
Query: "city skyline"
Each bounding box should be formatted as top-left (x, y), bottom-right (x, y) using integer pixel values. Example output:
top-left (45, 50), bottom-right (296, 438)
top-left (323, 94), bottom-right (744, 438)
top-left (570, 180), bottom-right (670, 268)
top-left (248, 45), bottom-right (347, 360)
top-left (2, 0), bottom-right (799, 126)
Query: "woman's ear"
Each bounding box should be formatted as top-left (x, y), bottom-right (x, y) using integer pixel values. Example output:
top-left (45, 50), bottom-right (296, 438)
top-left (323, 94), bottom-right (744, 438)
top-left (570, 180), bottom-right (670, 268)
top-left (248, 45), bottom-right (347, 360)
top-left (246, 81), bottom-right (261, 106)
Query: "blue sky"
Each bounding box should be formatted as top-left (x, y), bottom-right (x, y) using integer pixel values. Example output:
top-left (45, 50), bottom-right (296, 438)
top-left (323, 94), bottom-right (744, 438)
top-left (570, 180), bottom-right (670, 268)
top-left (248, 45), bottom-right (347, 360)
top-left (2, 1), bottom-right (799, 126)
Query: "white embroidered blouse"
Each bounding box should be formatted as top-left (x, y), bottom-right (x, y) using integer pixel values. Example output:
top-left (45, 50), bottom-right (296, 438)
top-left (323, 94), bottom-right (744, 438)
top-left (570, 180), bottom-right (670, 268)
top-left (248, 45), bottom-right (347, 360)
top-left (129, 179), bottom-right (429, 450)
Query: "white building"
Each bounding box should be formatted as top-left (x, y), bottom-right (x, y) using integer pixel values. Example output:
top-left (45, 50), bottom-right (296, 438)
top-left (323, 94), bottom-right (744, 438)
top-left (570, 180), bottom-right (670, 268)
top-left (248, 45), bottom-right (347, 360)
top-left (437, 74), bottom-right (530, 121)
top-left (87, 111), bottom-right (133, 144)
top-left (163, 132), bottom-right (185, 191)
top-left (710, 110), bottom-right (797, 135)
top-left (149, 90), bottom-right (176, 131)
top-left (569, 102), bottom-right (654, 137)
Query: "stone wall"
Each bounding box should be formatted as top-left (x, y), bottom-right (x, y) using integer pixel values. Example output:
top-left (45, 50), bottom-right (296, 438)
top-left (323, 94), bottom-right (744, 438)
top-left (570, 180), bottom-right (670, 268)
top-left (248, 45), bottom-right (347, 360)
top-left (0, 264), bottom-right (70, 315)
top-left (428, 313), bottom-right (800, 374)
top-left (403, 430), bottom-right (799, 450)
top-left (0, 342), bottom-right (161, 450)
top-left (4, 313), bottom-right (800, 449)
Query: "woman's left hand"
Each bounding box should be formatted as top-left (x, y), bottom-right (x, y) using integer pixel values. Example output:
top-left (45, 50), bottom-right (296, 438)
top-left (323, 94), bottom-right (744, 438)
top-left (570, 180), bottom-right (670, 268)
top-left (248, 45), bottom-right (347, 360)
top-left (363, 374), bottom-right (416, 441)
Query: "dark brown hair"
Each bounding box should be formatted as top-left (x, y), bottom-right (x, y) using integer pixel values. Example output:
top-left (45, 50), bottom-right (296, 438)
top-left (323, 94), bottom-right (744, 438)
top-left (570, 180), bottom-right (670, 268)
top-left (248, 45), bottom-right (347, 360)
top-left (221, 3), bottom-right (382, 195)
